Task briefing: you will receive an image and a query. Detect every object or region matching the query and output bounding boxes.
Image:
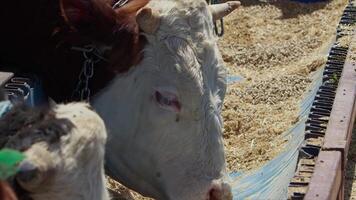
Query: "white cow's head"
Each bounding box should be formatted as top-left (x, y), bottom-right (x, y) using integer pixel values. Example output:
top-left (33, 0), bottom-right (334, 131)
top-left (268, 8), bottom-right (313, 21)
top-left (61, 0), bottom-right (240, 199)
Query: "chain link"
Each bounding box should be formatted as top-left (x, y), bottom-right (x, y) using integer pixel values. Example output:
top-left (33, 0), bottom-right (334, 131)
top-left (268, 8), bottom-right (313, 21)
top-left (113, 0), bottom-right (129, 9)
top-left (71, 45), bottom-right (107, 102)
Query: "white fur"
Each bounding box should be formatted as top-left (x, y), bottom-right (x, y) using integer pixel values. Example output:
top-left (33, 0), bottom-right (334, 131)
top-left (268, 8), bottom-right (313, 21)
top-left (14, 103), bottom-right (109, 200)
top-left (93, 0), bottom-right (229, 199)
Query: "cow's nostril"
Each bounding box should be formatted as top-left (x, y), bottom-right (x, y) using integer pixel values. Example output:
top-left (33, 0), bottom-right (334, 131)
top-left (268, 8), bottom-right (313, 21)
top-left (208, 187), bottom-right (220, 200)
top-left (208, 181), bottom-right (233, 200)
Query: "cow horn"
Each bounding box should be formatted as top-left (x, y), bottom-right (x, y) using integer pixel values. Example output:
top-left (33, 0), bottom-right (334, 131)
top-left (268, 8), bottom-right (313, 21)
top-left (209, 1), bottom-right (241, 21)
top-left (136, 7), bottom-right (160, 34)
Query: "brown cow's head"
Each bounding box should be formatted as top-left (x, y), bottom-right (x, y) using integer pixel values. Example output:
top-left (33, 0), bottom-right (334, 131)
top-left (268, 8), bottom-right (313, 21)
top-left (60, 0), bottom-right (149, 73)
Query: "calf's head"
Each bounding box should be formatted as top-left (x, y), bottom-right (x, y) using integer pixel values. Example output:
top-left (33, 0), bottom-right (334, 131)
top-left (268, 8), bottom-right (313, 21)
top-left (1, 103), bottom-right (108, 200)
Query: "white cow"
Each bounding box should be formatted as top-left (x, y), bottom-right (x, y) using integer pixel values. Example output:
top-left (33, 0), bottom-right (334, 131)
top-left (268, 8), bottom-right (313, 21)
top-left (92, 1), bottom-right (240, 199)
top-left (0, 103), bottom-right (109, 200)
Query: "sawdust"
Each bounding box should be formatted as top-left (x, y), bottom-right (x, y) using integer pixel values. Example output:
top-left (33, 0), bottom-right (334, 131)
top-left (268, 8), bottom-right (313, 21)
top-left (219, 0), bottom-right (348, 172)
top-left (336, 23), bottom-right (356, 48)
top-left (236, 74), bottom-right (312, 105)
top-left (107, 177), bottom-right (153, 200)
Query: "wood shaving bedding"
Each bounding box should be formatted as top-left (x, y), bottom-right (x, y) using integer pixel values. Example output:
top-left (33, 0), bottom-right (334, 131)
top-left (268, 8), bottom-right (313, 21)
top-left (219, 0), bottom-right (348, 172)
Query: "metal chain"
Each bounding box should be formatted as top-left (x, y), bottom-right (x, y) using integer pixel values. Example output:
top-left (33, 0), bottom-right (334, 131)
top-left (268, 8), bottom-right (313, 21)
top-left (113, 0), bottom-right (129, 9)
top-left (71, 45), bottom-right (107, 102)
top-left (214, 19), bottom-right (224, 37)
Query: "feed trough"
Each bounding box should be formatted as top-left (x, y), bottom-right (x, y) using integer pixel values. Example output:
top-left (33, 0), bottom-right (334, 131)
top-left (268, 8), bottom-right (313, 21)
top-left (220, 0), bottom-right (356, 199)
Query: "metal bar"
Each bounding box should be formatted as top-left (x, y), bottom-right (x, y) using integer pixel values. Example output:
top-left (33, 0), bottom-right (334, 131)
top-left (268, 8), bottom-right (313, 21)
top-left (304, 151), bottom-right (343, 200)
top-left (0, 72), bottom-right (13, 88)
top-left (322, 62), bottom-right (356, 167)
top-left (288, 3), bottom-right (356, 197)
top-left (304, 28), bottom-right (356, 200)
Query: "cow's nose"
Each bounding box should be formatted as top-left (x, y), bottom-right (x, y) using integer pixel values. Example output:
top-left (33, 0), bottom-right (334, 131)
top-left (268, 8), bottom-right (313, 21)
top-left (208, 181), bottom-right (232, 200)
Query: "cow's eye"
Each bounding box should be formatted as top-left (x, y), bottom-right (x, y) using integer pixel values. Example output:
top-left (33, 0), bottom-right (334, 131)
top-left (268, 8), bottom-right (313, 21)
top-left (154, 90), bottom-right (181, 112)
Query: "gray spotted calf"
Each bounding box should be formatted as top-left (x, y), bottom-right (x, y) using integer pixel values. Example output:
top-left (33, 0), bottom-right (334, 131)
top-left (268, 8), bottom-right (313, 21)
top-left (0, 103), bottom-right (109, 200)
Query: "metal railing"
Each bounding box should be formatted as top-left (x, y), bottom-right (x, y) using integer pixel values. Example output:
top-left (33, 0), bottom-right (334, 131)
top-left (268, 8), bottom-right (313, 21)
top-left (288, 2), bottom-right (356, 199)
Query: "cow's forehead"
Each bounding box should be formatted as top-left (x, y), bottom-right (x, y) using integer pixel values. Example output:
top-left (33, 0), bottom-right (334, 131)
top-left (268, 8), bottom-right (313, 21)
top-left (149, 0), bottom-right (208, 12)
top-left (149, 0), bottom-right (212, 26)
top-left (147, 0), bottom-right (215, 47)
top-left (139, 0), bottom-right (216, 50)
top-left (142, 0), bottom-right (220, 92)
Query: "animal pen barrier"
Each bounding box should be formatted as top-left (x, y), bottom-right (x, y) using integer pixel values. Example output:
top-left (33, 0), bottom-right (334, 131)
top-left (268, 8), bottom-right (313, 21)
top-left (288, 1), bottom-right (356, 199)
top-left (0, 1), bottom-right (355, 200)
top-left (226, 1), bottom-right (356, 199)
top-left (225, 1), bottom-right (356, 199)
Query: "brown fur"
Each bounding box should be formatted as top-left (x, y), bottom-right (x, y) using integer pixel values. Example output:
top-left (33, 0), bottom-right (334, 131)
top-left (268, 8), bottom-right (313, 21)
top-left (0, 0), bottom-right (149, 102)
top-left (0, 182), bottom-right (18, 200)
top-left (0, 104), bottom-right (74, 151)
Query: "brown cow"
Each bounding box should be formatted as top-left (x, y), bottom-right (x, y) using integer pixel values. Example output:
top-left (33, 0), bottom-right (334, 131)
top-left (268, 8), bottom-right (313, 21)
top-left (0, 0), bottom-right (149, 101)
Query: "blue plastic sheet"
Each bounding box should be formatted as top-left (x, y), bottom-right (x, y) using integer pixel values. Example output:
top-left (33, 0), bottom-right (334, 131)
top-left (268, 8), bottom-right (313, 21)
top-left (0, 101), bottom-right (12, 118)
top-left (227, 75), bottom-right (244, 84)
top-left (228, 69), bottom-right (323, 199)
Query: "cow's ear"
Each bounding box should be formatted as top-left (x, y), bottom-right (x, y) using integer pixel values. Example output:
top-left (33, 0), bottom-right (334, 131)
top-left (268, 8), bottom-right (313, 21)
top-left (60, 0), bottom-right (150, 43)
top-left (60, 0), bottom-right (117, 40)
